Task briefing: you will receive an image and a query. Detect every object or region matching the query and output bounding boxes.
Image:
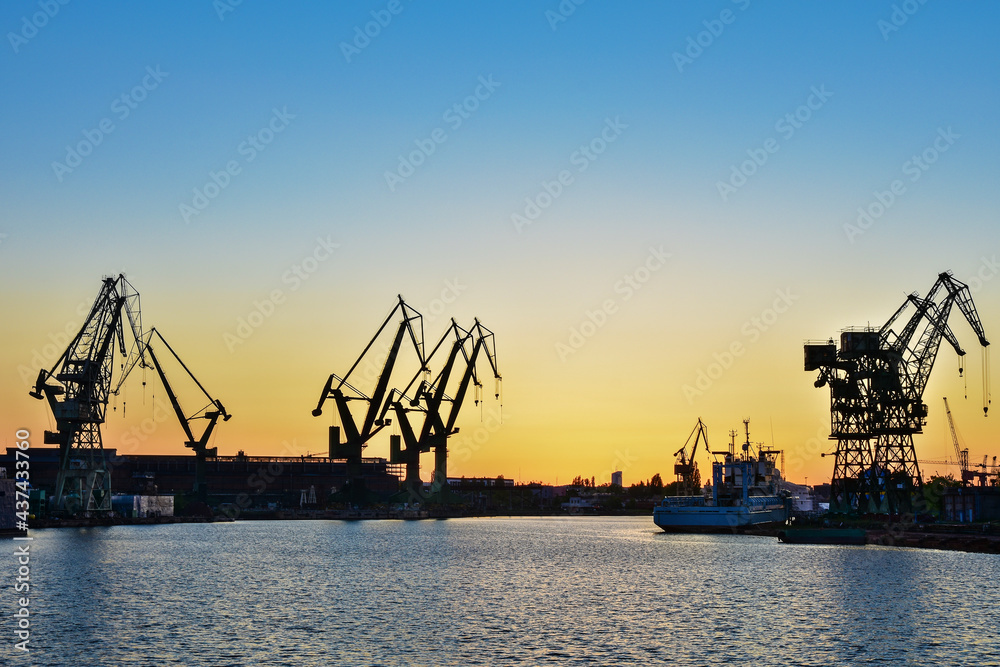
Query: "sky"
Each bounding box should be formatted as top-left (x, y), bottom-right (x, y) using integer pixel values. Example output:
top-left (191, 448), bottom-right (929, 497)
top-left (1, 1), bottom-right (998, 487)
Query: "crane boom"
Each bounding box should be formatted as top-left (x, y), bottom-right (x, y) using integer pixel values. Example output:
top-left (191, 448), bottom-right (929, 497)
top-left (942, 397), bottom-right (969, 486)
top-left (311, 297), bottom-right (427, 505)
top-left (312, 297), bottom-right (425, 456)
top-left (115, 327), bottom-right (231, 497)
top-left (390, 318), bottom-right (502, 493)
top-left (28, 274), bottom-right (145, 514)
top-left (806, 271), bottom-right (990, 514)
top-left (674, 418), bottom-right (708, 496)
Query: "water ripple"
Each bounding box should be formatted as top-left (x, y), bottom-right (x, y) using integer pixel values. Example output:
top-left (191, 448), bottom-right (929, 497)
top-left (5, 518), bottom-right (999, 666)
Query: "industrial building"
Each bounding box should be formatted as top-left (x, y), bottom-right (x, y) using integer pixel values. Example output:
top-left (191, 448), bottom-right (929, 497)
top-left (24, 279), bottom-right (501, 517)
top-left (0, 476), bottom-right (18, 532)
top-left (0, 447), bottom-right (402, 513)
top-left (942, 486), bottom-right (1000, 522)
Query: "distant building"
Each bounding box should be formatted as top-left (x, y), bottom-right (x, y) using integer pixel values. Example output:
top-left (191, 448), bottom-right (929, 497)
top-left (446, 477), bottom-right (515, 488)
top-left (611, 471), bottom-right (623, 487)
top-left (111, 494), bottom-right (174, 518)
top-left (942, 487), bottom-right (1000, 522)
top-left (781, 480), bottom-right (815, 512)
top-left (0, 477), bottom-right (17, 530)
top-left (561, 496), bottom-right (597, 513)
top-left (0, 447), bottom-right (401, 511)
top-left (812, 483), bottom-right (832, 503)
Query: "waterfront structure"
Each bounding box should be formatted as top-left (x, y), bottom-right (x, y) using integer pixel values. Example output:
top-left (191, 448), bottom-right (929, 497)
top-left (0, 447), bottom-right (401, 513)
top-left (654, 420), bottom-right (788, 531)
top-left (806, 272), bottom-right (989, 514)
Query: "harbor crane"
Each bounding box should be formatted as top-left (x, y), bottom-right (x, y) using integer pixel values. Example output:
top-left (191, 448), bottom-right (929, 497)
top-left (943, 397), bottom-right (972, 486)
top-left (29, 275), bottom-right (146, 514)
top-left (381, 320), bottom-right (474, 494)
top-left (972, 454), bottom-right (995, 486)
top-left (116, 328), bottom-right (230, 499)
top-left (806, 271), bottom-right (990, 514)
top-left (919, 455), bottom-right (998, 487)
top-left (673, 418), bottom-right (708, 496)
top-left (381, 318), bottom-right (501, 499)
top-left (312, 296), bottom-right (426, 501)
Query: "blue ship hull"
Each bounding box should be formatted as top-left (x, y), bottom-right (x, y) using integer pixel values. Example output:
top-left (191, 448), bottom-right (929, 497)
top-left (653, 496), bottom-right (788, 532)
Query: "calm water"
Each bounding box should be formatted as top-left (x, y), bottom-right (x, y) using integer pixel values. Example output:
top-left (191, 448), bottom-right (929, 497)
top-left (4, 517), bottom-right (999, 666)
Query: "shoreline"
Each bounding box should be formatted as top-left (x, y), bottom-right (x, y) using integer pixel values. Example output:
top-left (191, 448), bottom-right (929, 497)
top-left (9, 513), bottom-right (999, 554)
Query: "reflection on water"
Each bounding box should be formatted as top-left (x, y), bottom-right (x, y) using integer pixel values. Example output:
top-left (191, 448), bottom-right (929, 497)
top-left (6, 517), bottom-right (999, 666)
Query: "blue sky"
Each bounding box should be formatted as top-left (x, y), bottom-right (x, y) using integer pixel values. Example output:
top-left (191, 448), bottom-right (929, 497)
top-left (2, 1), bottom-right (998, 484)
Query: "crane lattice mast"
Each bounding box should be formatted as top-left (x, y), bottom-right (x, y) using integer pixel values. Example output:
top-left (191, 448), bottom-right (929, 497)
top-left (673, 418), bottom-right (708, 496)
top-left (942, 397), bottom-right (971, 486)
top-left (29, 275), bottom-right (145, 515)
top-left (806, 271), bottom-right (989, 514)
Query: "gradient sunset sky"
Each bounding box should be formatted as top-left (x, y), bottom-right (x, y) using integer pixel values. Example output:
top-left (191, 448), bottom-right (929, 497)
top-left (2, 1), bottom-right (998, 486)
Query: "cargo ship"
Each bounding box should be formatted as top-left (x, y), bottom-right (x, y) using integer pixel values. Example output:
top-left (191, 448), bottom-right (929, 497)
top-left (653, 420), bottom-right (789, 531)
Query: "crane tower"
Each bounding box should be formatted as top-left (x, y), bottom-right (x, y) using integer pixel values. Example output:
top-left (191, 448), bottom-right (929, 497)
top-left (806, 272), bottom-right (990, 514)
top-left (29, 275), bottom-right (145, 514)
